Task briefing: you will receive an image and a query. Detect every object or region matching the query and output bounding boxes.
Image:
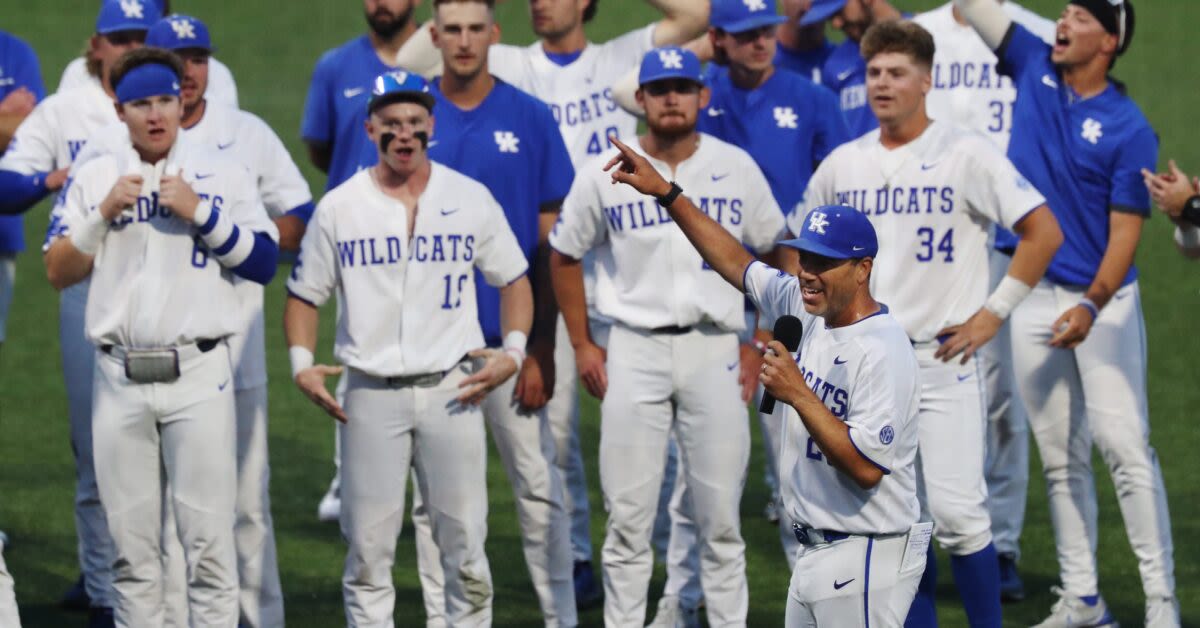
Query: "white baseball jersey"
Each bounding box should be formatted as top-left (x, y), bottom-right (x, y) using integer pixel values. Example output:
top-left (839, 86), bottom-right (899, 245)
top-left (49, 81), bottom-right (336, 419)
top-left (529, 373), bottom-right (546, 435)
top-left (744, 261), bottom-right (921, 535)
top-left (0, 79), bottom-right (115, 176)
top-left (550, 134), bottom-right (784, 331)
top-left (792, 122), bottom-right (1045, 342)
top-left (915, 2), bottom-right (1055, 151)
top-left (58, 55), bottom-right (240, 109)
top-left (489, 25), bottom-right (655, 167)
top-left (287, 165), bottom-right (528, 377)
top-left (57, 133), bottom-right (277, 347)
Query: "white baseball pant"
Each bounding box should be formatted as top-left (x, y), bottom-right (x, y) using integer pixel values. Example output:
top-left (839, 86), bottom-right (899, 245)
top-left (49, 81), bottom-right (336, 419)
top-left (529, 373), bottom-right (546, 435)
top-left (912, 346), bottom-right (992, 556)
top-left (339, 364), bottom-right (492, 628)
top-left (93, 342), bottom-right (239, 628)
top-left (59, 283), bottom-right (117, 609)
top-left (413, 361), bottom-right (576, 627)
top-left (1011, 280), bottom-right (1175, 599)
top-left (0, 254), bottom-right (14, 343)
top-left (599, 324), bottom-right (749, 627)
top-left (549, 315), bottom-right (597, 564)
top-left (981, 249), bottom-right (1029, 559)
top-left (0, 539), bottom-right (19, 628)
top-left (233, 385), bottom-right (284, 627)
top-left (785, 531), bottom-right (926, 627)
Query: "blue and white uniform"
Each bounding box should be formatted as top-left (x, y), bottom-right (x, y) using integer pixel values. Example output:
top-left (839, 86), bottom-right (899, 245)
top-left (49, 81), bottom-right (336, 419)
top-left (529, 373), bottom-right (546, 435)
top-left (57, 55), bottom-right (238, 110)
top-left (774, 39), bottom-right (836, 84)
top-left (914, 0), bottom-right (1054, 566)
top-left (411, 77), bottom-right (578, 628)
top-left (997, 20), bottom-right (1175, 607)
top-left (819, 39), bottom-right (876, 137)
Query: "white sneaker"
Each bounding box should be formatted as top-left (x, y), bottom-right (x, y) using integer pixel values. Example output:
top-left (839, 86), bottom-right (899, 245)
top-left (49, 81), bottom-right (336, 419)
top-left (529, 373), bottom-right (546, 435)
top-left (317, 488), bottom-right (341, 522)
top-left (1145, 597), bottom-right (1181, 628)
top-left (646, 595), bottom-right (700, 628)
top-left (1032, 587), bottom-right (1118, 628)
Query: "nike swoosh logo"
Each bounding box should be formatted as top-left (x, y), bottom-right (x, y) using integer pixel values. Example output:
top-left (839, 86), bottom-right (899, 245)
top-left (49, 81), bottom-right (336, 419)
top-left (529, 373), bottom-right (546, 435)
top-left (195, 173), bottom-right (214, 180)
top-left (343, 87), bottom-right (364, 98)
top-left (957, 373), bottom-right (972, 382)
top-left (427, 140), bottom-right (439, 148)
top-left (1042, 75), bottom-right (1058, 89)
top-left (834, 579), bottom-right (854, 590)
top-left (1114, 292), bottom-right (1129, 300)
top-left (921, 163), bottom-right (937, 171)
top-left (217, 141), bottom-right (235, 150)
top-left (726, 361), bottom-right (738, 371)
top-left (707, 108), bottom-right (725, 117)
top-left (852, 246), bottom-right (866, 252)
top-left (837, 69), bottom-right (854, 82)
top-left (440, 208), bottom-right (460, 216)
top-left (218, 379), bottom-right (229, 391)
top-left (834, 356), bottom-right (847, 365)
top-left (711, 173), bottom-right (730, 181)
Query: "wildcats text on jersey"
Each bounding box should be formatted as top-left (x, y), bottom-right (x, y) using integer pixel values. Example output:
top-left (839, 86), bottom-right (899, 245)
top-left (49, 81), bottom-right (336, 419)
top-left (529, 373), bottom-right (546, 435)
top-left (335, 233), bottom-right (476, 267)
top-left (601, 196), bottom-right (745, 232)
top-left (835, 186), bottom-right (955, 215)
top-left (931, 61), bottom-right (1013, 91)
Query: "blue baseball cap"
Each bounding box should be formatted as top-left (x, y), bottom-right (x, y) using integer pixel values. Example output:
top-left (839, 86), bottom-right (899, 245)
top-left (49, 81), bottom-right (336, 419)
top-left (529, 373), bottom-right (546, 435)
top-left (799, 0), bottom-right (847, 27)
top-left (96, 0), bottom-right (162, 35)
top-left (146, 16), bottom-right (213, 52)
top-left (638, 47), bottom-right (704, 86)
top-left (367, 70), bottom-right (435, 114)
top-left (781, 205), bottom-right (878, 259)
top-left (711, 0), bottom-right (787, 33)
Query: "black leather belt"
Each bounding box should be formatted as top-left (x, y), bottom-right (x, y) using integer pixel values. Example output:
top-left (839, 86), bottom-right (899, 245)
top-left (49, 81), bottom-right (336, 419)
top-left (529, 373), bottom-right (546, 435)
top-left (649, 325), bottom-right (693, 335)
top-left (101, 338), bottom-right (219, 355)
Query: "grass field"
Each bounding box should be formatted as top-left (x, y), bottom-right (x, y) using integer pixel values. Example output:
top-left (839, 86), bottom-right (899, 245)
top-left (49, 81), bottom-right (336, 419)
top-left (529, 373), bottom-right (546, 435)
top-left (1, 1), bottom-right (1197, 626)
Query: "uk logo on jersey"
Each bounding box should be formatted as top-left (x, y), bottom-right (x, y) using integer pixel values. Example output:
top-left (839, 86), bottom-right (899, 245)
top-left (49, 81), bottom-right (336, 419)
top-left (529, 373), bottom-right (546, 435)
top-left (1081, 118), bottom-right (1103, 145)
top-left (120, 0), bottom-right (144, 19)
top-left (170, 18), bottom-right (197, 39)
top-left (774, 107), bottom-right (799, 129)
top-left (808, 211), bottom-right (829, 234)
top-left (494, 131), bottom-right (520, 153)
top-left (658, 49), bottom-right (684, 70)
top-left (743, 0), bottom-right (768, 10)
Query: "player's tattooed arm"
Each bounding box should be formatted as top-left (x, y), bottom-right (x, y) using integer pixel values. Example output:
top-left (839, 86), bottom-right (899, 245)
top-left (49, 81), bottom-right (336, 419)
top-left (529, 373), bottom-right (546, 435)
top-left (649, 0), bottom-right (712, 47)
top-left (760, 340), bottom-right (883, 490)
top-left (605, 136), bottom-right (756, 291)
top-left (953, 0), bottom-right (1013, 51)
top-left (284, 295), bottom-right (348, 423)
top-left (460, 276), bottom-right (534, 405)
top-left (551, 249), bottom-right (608, 399)
top-left (936, 205), bottom-right (1062, 363)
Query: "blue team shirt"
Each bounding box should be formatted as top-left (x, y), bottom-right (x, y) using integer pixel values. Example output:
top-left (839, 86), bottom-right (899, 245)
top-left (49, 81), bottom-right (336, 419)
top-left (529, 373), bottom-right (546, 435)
top-left (428, 78), bottom-right (575, 345)
top-left (775, 40), bottom-right (836, 84)
top-left (820, 39), bottom-right (876, 138)
top-left (996, 25), bottom-right (1157, 287)
top-left (699, 66), bottom-right (848, 215)
top-left (0, 30), bottom-right (45, 254)
top-left (301, 35), bottom-right (395, 191)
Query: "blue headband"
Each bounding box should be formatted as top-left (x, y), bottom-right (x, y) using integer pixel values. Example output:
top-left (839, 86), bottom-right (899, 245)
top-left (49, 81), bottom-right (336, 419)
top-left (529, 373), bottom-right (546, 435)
top-left (114, 63), bottom-right (180, 104)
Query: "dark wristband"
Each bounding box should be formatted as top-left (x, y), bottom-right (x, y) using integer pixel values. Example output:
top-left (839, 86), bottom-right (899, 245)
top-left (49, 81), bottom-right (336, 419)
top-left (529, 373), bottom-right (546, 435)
top-left (656, 182), bottom-right (683, 208)
top-left (1182, 195), bottom-right (1200, 228)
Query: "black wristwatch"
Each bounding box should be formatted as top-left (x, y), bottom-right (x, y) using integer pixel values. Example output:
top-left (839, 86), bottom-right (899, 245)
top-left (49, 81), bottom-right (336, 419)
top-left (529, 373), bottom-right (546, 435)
top-left (656, 181), bottom-right (683, 208)
top-left (1181, 195), bottom-right (1200, 228)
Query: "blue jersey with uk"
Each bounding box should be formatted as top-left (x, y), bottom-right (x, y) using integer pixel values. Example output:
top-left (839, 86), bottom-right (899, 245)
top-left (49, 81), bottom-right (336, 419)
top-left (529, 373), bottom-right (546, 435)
top-left (301, 35), bottom-right (394, 191)
top-left (775, 40), bottom-right (835, 84)
top-left (820, 39), bottom-right (876, 138)
top-left (699, 66), bottom-right (847, 215)
top-left (0, 30), bottom-right (45, 254)
top-left (996, 25), bottom-right (1157, 287)
top-left (428, 78), bottom-right (574, 345)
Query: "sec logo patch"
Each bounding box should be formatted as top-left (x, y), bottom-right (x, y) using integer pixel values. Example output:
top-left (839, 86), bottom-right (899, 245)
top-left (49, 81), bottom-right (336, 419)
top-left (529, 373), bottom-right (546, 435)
top-left (880, 425), bottom-right (895, 445)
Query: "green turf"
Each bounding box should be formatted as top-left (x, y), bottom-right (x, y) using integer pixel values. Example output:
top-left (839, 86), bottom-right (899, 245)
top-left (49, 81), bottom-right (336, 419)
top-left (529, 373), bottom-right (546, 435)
top-left (1, 1), bottom-right (1197, 626)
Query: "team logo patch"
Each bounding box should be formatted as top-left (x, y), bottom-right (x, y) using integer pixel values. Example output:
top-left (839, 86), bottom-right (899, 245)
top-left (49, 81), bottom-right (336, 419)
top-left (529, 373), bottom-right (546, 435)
top-left (880, 425), bottom-right (895, 445)
top-left (774, 107), bottom-right (798, 129)
top-left (170, 19), bottom-right (197, 39)
top-left (657, 49), bottom-right (684, 70)
top-left (1081, 118), bottom-right (1103, 145)
top-left (807, 211), bottom-right (829, 235)
top-left (120, 0), bottom-right (144, 19)
top-left (494, 131), bottom-right (520, 153)
top-left (743, 0), bottom-right (768, 10)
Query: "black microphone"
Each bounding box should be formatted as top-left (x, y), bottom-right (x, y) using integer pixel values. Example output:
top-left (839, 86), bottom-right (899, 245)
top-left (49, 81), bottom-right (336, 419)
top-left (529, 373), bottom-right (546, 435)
top-left (759, 315), bottom-right (804, 415)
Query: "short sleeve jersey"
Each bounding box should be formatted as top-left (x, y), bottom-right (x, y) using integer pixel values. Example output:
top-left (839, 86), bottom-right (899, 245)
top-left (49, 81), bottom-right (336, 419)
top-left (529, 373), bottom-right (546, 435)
top-left (792, 122), bottom-right (1045, 341)
top-left (820, 38), bottom-right (876, 137)
top-left (428, 78), bottom-right (574, 346)
top-left (743, 261), bottom-right (920, 535)
top-left (775, 40), bottom-right (836, 84)
top-left (287, 166), bottom-right (528, 377)
top-left (301, 35), bottom-right (395, 190)
top-left (550, 134), bottom-right (784, 331)
top-left (699, 66), bottom-right (848, 216)
top-left (996, 24), bottom-right (1157, 286)
top-left (0, 30), bottom-right (46, 254)
top-left (489, 25), bottom-right (655, 167)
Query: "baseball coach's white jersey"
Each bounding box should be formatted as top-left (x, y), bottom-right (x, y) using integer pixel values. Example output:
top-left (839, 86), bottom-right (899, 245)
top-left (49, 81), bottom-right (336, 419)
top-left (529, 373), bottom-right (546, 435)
top-left (550, 134), bottom-right (784, 331)
top-left (287, 165), bottom-right (528, 377)
top-left (792, 122), bottom-right (1045, 342)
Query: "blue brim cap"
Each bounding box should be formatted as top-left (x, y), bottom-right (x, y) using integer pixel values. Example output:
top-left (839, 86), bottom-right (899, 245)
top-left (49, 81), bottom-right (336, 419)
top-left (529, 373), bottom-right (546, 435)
top-left (146, 16), bottom-right (214, 52)
top-left (799, 0), bottom-right (847, 27)
top-left (367, 70), bottom-right (435, 113)
top-left (638, 46), bottom-right (705, 86)
top-left (716, 13), bottom-right (787, 33)
top-left (96, 0), bottom-right (162, 35)
top-left (781, 205), bottom-right (879, 259)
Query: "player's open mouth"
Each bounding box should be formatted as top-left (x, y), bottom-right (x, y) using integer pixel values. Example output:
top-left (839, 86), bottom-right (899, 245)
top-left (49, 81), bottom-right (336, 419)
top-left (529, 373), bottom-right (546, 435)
top-left (802, 286), bottom-right (823, 297)
top-left (1054, 34), bottom-right (1070, 51)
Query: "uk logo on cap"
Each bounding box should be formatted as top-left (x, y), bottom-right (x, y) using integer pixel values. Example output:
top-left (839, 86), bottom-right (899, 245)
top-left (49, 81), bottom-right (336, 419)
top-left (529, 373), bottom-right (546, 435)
top-left (781, 205), bottom-right (879, 259)
top-left (658, 49), bottom-right (684, 70)
top-left (169, 19), bottom-right (196, 39)
top-left (120, 0), bottom-right (143, 19)
top-left (807, 211), bottom-right (829, 235)
top-left (638, 46), bottom-right (704, 86)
